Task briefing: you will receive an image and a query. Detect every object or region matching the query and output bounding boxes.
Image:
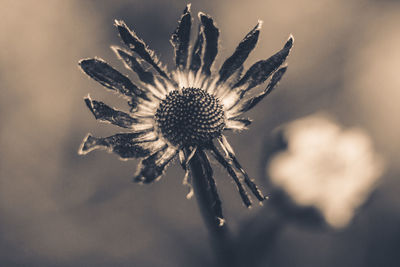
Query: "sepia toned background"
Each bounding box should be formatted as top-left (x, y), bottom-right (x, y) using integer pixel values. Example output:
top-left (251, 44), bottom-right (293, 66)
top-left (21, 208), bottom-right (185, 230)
top-left (1, 0), bottom-right (399, 266)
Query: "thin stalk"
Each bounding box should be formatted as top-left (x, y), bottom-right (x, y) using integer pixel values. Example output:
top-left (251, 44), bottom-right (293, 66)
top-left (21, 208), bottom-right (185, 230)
top-left (188, 149), bottom-right (236, 267)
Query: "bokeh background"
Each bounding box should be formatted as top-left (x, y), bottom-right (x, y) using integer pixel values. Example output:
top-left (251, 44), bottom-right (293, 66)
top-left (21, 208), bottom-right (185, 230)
top-left (1, 0), bottom-right (399, 266)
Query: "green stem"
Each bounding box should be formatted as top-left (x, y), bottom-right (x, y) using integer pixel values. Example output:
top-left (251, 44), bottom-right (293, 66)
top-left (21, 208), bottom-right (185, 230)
top-left (189, 149), bottom-right (236, 267)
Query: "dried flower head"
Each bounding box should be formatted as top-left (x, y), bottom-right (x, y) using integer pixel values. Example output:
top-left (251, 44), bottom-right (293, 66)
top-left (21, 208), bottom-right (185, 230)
top-left (78, 4), bottom-right (293, 216)
top-left (267, 114), bottom-right (385, 228)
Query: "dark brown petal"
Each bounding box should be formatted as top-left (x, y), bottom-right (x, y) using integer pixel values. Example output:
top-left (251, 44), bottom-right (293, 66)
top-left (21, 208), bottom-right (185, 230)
top-left (218, 21), bottom-right (261, 84)
top-left (199, 13), bottom-right (219, 76)
top-left (78, 132), bottom-right (158, 159)
top-left (133, 146), bottom-right (177, 184)
top-left (79, 58), bottom-right (149, 108)
top-left (210, 144), bottom-right (252, 207)
top-left (112, 46), bottom-right (155, 86)
top-left (115, 20), bottom-right (171, 82)
top-left (234, 35), bottom-right (293, 95)
top-left (236, 66), bottom-right (287, 114)
top-left (171, 4), bottom-right (192, 70)
top-left (84, 96), bottom-right (139, 128)
top-left (179, 148), bottom-right (197, 199)
top-left (189, 25), bottom-right (204, 73)
top-left (219, 136), bottom-right (266, 202)
top-left (189, 149), bottom-right (224, 226)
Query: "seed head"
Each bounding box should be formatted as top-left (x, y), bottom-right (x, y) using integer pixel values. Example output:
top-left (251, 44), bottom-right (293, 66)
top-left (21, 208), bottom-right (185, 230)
top-left (155, 88), bottom-right (225, 146)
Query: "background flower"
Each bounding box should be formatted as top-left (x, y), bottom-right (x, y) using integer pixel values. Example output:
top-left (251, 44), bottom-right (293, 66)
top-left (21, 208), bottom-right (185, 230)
top-left (267, 114), bottom-right (385, 228)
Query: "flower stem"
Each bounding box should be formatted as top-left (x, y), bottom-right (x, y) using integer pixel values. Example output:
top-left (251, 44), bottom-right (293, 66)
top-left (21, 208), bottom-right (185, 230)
top-left (189, 149), bottom-right (236, 267)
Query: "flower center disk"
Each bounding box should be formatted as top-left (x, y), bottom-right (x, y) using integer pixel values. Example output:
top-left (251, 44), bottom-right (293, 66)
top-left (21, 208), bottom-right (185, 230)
top-left (155, 88), bottom-right (225, 146)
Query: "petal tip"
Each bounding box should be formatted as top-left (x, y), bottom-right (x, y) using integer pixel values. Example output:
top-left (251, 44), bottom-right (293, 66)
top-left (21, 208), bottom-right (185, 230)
top-left (110, 45), bottom-right (126, 60)
top-left (83, 94), bottom-right (92, 102)
top-left (185, 3), bottom-right (191, 13)
top-left (78, 133), bottom-right (95, 155)
top-left (114, 19), bottom-right (125, 27)
top-left (198, 11), bottom-right (211, 21)
top-left (217, 217), bottom-right (225, 227)
top-left (78, 58), bottom-right (86, 66)
top-left (278, 65), bottom-right (288, 74)
top-left (110, 45), bottom-right (120, 53)
top-left (78, 58), bottom-right (92, 69)
top-left (257, 20), bottom-right (263, 29)
top-left (83, 97), bottom-right (96, 116)
top-left (79, 57), bottom-right (106, 70)
top-left (185, 191), bottom-right (194, 199)
top-left (286, 34), bottom-right (294, 47)
top-left (83, 94), bottom-right (92, 104)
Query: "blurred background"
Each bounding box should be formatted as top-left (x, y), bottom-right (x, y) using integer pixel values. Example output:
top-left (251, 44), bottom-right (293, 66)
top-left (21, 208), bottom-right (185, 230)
top-left (1, 0), bottom-right (399, 266)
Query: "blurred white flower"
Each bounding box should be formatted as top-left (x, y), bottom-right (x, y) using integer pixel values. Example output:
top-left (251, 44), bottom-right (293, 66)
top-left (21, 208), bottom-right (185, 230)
top-left (267, 114), bottom-right (385, 228)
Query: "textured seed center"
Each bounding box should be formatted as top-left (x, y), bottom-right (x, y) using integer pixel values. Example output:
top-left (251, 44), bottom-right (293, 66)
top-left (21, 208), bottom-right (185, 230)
top-left (155, 88), bottom-right (225, 146)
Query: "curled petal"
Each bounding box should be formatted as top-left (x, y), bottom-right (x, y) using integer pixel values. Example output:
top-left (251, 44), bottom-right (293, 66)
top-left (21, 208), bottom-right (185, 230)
top-left (78, 132), bottom-right (160, 159)
top-left (115, 20), bottom-right (171, 82)
top-left (234, 35), bottom-right (293, 95)
top-left (112, 46), bottom-right (155, 86)
top-left (210, 144), bottom-right (252, 207)
top-left (218, 21), bottom-right (261, 84)
top-left (179, 147), bottom-right (197, 199)
top-left (178, 150), bottom-right (191, 198)
top-left (171, 4), bottom-right (192, 70)
top-left (232, 155), bottom-right (266, 202)
top-left (219, 136), bottom-right (266, 202)
top-left (189, 149), bottom-right (224, 226)
top-left (231, 66), bottom-right (287, 116)
top-left (134, 146), bottom-right (178, 184)
top-left (84, 96), bottom-right (139, 128)
top-left (189, 25), bottom-right (204, 73)
top-left (199, 12), bottom-right (219, 76)
top-left (79, 58), bottom-right (149, 108)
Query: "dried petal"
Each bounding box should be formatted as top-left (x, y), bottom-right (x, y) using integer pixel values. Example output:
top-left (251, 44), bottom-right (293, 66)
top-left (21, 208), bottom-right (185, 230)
top-left (210, 144), bottom-right (252, 207)
top-left (235, 66), bottom-right (287, 114)
top-left (219, 136), bottom-right (266, 201)
top-left (134, 146), bottom-right (178, 183)
top-left (218, 21), bottom-right (261, 84)
top-left (84, 96), bottom-right (139, 128)
top-left (171, 4), bottom-right (192, 70)
top-left (190, 149), bottom-right (225, 225)
top-left (190, 25), bottom-right (204, 73)
top-left (199, 13), bottom-right (219, 76)
top-left (179, 148), bottom-right (197, 199)
top-left (79, 58), bottom-right (148, 108)
top-left (78, 132), bottom-right (159, 159)
top-left (203, 165), bottom-right (224, 226)
top-left (112, 46), bottom-right (155, 86)
top-left (115, 20), bottom-right (170, 81)
top-left (234, 35), bottom-right (293, 95)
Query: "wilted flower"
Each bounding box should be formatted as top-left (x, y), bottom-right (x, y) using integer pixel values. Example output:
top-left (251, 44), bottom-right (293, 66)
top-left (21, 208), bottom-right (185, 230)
top-left (78, 4), bottom-right (293, 221)
top-left (267, 114), bottom-right (384, 228)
